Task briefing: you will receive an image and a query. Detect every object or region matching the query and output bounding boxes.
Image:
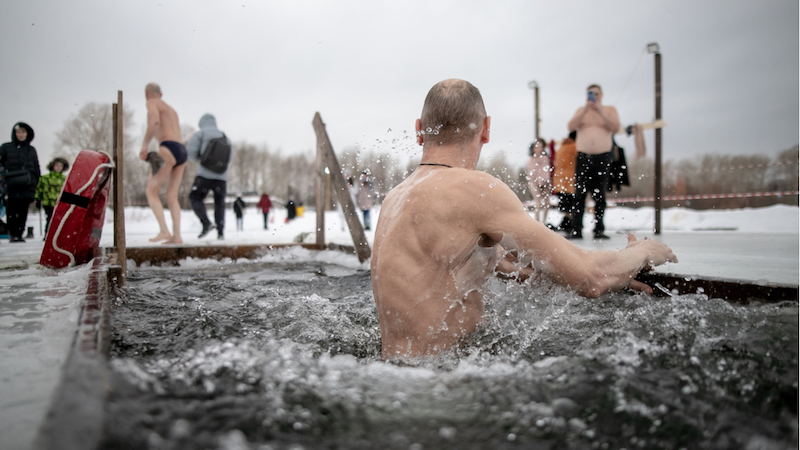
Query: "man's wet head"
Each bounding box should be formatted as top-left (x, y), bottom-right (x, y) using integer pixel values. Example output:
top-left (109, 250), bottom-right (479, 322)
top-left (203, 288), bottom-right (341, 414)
top-left (417, 79), bottom-right (488, 148)
top-left (145, 82), bottom-right (162, 99)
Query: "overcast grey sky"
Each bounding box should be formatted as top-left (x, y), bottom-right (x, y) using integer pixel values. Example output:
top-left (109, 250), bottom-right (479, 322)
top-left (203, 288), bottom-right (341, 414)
top-left (1, 0), bottom-right (797, 170)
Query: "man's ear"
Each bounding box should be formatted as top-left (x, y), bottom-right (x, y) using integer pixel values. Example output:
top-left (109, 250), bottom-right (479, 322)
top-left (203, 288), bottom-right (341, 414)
top-left (415, 119), bottom-right (424, 146)
top-left (480, 116), bottom-right (491, 144)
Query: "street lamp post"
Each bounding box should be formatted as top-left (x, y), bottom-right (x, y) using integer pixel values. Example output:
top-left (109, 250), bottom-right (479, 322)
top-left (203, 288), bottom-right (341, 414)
top-left (528, 80), bottom-right (540, 141)
top-left (647, 43), bottom-right (662, 235)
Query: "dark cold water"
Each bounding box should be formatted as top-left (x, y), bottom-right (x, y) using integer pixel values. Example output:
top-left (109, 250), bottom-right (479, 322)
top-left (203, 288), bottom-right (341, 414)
top-left (104, 250), bottom-right (798, 450)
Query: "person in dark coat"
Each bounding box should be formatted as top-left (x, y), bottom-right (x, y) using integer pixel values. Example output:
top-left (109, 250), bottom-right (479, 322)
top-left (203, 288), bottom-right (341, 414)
top-left (233, 195), bottom-right (246, 231)
top-left (0, 123), bottom-right (41, 242)
top-left (286, 198), bottom-right (297, 222)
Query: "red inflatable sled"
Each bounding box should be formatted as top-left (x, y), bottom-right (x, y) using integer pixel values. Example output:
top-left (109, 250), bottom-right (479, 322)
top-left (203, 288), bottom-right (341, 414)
top-left (40, 150), bottom-right (114, 269)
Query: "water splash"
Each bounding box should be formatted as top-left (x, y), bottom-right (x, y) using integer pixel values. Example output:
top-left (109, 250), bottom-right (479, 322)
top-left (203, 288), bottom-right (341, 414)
top-left (105, 259), bottom-right (798, 449)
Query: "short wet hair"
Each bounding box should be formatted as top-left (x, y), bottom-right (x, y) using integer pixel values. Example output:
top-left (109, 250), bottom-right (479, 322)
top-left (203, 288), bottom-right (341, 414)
top-left (145, 83), bottom-right (162, 95)
top-left (420, 79), bottom-right (486, 146)
top-left (587, 84), bottom-right (602, 93)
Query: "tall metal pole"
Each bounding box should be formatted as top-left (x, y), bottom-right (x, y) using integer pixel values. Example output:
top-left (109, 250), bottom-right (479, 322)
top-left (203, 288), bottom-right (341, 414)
top-left (653, 50), bottom-right (662, 234)
top-left (535, 85), bottom-right (540, 141)
top-left (528, 80), bottom-right (540, 141)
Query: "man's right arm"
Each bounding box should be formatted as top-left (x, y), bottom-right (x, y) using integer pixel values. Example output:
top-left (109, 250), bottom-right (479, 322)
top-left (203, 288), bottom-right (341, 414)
top-left (472, 173), bottom-right (676, 297)
top-left (567, 107), bottom-right (585, 132)
top-left (140, 100), bottom-right (160, 160)
top-left (186, 131), bottom-right (202, 163)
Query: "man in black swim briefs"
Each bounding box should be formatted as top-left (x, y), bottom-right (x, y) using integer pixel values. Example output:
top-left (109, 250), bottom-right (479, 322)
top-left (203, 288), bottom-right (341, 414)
top-left (140, 83), bottom-right (186, 244)
top-left (160, 140), bottom-right (188, 166)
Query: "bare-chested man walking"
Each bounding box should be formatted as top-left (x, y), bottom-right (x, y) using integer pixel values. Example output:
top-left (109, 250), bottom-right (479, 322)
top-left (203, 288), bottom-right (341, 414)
top-left (371, 79), bottom-right (677, 359)
top-left (140, 83), bottom-right (186, 244)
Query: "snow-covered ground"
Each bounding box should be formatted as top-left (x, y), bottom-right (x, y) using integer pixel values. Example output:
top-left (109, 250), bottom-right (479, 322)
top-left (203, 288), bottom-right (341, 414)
top-left (100, 203), bottom-right (799, 248)
top-left (95, 203), bottom-right (799, 285)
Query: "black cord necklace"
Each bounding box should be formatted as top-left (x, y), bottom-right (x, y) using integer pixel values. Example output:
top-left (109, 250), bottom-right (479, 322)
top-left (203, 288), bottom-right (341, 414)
top-left (419, 163), bottom-right (453, 168)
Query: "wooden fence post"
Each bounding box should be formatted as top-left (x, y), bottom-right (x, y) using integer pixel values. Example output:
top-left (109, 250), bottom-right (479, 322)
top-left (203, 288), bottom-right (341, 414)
top-left (312, 113), bottom-right (371, 263)
top-left (112, 91), bottom-right (127, 284)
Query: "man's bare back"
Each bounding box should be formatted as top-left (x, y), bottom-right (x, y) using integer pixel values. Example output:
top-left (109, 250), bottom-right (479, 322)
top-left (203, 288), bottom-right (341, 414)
top-left (371, 79), bottom-right (677, 360)
top-left (139, 98), bottom-right (182, 161)
top-left (372, 166), bottom-right (505, 357)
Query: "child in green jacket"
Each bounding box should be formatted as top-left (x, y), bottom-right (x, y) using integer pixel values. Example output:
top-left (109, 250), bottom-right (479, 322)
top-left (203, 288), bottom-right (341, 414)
top-left (35, 157), bottom-right (69, 235)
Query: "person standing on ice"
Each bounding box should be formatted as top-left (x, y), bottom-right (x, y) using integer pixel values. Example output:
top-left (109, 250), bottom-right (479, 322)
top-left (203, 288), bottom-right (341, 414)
top-left (567, 84), bottom-right (620, 240)
top-left (370, 79), bottom-right (677, 359)
top-left (35, 157), bottom-right (69, 236)
top-left (233, 195), bottom-right (246, 232)
top-left (0, 122), bottom-right (40, 243)
top-left (187, 113), bottom-right (231, 240)
top-left (140, 83), bottom-right (186, 245)
top-left (357, 171), bottom-right (375, 230)
top-left (526, 138), bottom-right (551, 224)
top-left (257, 192), bottom-right (273, 230)
top-left (552, 131), bottom-right (578, 236)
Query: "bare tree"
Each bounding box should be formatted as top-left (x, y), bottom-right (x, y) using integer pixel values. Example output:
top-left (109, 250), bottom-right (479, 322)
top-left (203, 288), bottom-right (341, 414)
top-left (54, 102), bottom-right (136, 159)
top-left (53, 102), bottom-right (150, 205)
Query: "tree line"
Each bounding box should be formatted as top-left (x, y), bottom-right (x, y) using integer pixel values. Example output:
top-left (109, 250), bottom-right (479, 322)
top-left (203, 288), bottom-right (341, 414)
top-left (53, 102), bottom-right (798, 211)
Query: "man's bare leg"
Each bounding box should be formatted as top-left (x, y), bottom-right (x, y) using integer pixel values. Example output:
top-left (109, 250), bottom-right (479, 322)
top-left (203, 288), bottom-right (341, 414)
top-left (162, 161), bottom-right (186, 245)
top-left (146, 146), bottom-right (177, 242)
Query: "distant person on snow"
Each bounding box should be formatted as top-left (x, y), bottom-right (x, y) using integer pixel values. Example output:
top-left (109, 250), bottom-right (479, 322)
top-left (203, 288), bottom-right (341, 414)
top-left (140, 83), bottom-right (186, 244)
top-left (526, 139), bottom-right (551, 224)
top-left (0, 123), bottom-right (41, 243)
top-left (552, 131), bottom-right (578, 235)
top-left (187, 113), bottom-right (231, 240)
top-left (257, 192), bottom-right (273, 230)
top-left (357, 171), bottom-right (375, 230)
top-left (35, 157), bottom-right (69, 236)
top-left (285, 198), bottom-right (297, 222)
top-left (233, 195), bottom-right (246, 232)
top-left (370, 79), bottom-right (677, 359)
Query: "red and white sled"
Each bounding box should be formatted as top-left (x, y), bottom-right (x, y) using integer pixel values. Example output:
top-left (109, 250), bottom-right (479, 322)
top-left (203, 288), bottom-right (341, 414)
top-left (39, 150), bottom-right (114, 269)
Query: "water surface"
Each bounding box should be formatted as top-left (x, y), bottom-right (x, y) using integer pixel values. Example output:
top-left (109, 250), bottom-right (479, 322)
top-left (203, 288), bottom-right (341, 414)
top-left (105, 249), bottom-right (798, 450)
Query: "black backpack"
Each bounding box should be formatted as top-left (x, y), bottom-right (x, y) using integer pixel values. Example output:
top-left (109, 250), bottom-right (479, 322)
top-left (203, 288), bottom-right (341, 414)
top-left (200, 133), bottom-right (231, 173)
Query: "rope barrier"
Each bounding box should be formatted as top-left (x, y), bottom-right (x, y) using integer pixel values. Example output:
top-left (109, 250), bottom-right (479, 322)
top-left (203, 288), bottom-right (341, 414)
top-left (610, 191), bottom-right (799, 203)
top-left (632, 160), bottom-right (798, 177)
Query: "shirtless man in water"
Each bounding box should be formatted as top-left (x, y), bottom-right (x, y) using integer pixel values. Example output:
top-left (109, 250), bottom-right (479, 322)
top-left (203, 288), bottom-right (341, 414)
top-left (140, 82), bottom-right (186, 244)
top-left (371, 79), bottom-right (677, 359)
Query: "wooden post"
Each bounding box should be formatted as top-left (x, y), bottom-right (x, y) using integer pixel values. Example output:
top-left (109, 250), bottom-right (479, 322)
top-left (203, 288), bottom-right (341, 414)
top-left (312, 112), bottom-right (371, 263)
top-left (315, 124), bottom-right (326, 248)
top-left (112, 91), bottom-right (127, 283)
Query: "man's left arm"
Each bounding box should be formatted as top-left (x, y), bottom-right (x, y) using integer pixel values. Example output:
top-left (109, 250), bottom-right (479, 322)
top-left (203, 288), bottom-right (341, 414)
top-left (598, 106), bottom-right (620, 133)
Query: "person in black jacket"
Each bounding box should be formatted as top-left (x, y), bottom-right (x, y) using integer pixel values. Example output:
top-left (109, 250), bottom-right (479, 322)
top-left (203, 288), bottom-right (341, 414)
top-left (233, 195), bottom-right (246, 232)
top-left (0, 123), bottom-right (40, 242)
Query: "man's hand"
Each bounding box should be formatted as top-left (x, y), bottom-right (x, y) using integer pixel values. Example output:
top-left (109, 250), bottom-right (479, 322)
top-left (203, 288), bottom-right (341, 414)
top-left (626, 233), bottom-right (678, 266)
top-left (624, 234), bottom-right (678, 293)
top-left (139, 145), bottom-right (148, 161)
